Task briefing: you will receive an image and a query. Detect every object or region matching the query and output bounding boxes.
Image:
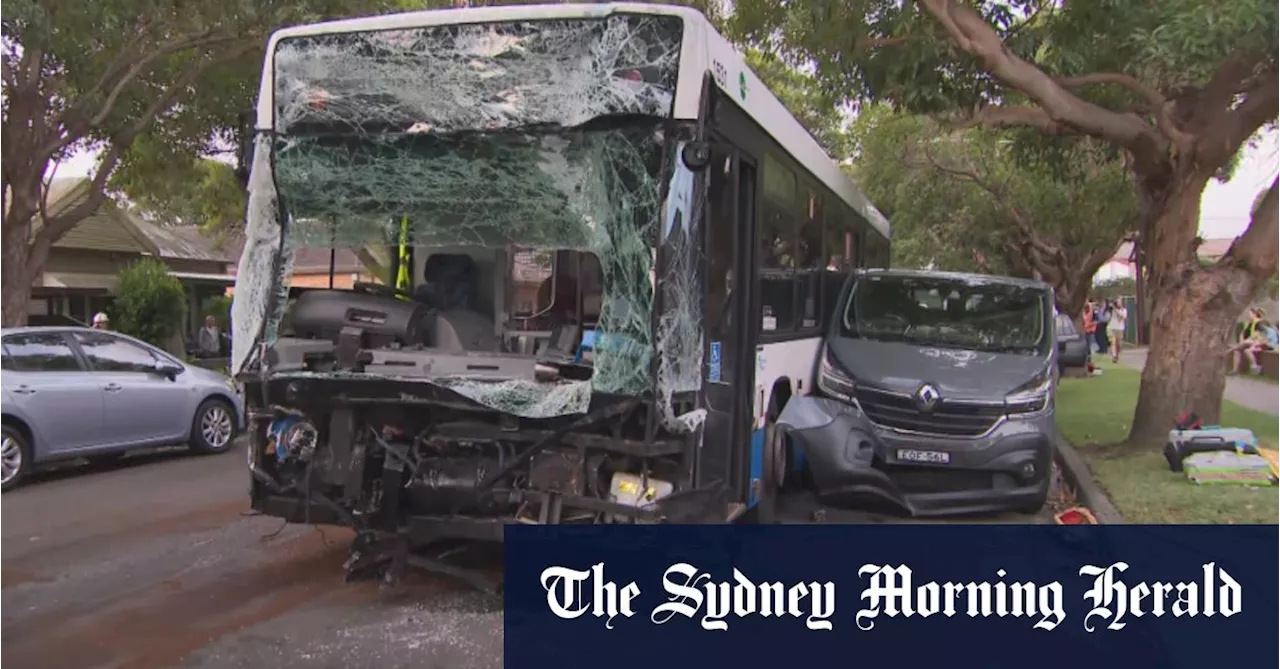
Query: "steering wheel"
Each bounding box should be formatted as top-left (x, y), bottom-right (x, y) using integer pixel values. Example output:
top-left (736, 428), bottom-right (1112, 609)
top-left (352, 281), bottom-right (411, 299)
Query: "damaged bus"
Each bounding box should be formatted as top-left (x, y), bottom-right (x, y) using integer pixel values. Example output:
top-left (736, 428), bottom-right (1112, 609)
top-left (230, 2), bottom-right (890, 588)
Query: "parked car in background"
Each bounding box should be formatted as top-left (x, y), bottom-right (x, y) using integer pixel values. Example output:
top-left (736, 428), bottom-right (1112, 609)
top-left (0, 326), bottom-right (244, 491)
top-left (1054, 312), bottom-right (1091, 371)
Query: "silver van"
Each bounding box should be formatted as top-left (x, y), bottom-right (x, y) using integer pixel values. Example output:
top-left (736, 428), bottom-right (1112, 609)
top-left (777, 269), bottom-right (1057, 516)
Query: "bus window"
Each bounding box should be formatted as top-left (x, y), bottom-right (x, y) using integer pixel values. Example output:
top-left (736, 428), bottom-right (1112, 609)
top-left (762, 153), bottom-right (796, 207)
top-left (759, 205), bottom-right (796, 333)
top-left (797, 190), bottom-right (823, 329)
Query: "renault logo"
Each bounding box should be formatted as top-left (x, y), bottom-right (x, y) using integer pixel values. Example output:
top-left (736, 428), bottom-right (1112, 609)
top-left (915, 384), bottom-right (941, 412)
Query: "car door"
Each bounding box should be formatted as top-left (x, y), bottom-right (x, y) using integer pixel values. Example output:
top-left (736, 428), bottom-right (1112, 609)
top-left (0, 331), bottom-right (106, 457)
top-left (70, 331), bottom-right (191, 446)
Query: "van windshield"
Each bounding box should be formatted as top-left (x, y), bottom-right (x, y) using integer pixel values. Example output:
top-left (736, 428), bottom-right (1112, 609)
top-left (840, 274), bottom-right (1048, 354)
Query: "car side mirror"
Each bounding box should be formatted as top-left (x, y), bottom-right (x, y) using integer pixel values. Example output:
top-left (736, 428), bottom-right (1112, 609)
top-left (154, 360), bottom-right (183, 380)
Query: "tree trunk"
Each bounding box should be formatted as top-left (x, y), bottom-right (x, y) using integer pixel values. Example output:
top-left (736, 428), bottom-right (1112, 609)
top-left (1127, 176), bottom-right (1267, 442)
top-left (1, 208), bottom-right (36, 327)
top-left (1131, 266), bottom-right (1256, 441)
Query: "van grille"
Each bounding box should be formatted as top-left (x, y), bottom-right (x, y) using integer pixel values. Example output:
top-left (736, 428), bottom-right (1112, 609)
top-left (853, 386), bottom-right (1004, 437)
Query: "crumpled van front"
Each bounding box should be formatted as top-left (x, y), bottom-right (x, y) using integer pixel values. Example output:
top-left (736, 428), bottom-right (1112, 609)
top-left (777, 269), bottom-right (1058, 517)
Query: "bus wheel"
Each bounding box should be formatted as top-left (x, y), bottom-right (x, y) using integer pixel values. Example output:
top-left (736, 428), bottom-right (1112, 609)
top-left (757, 422), bottom-right (785, 524)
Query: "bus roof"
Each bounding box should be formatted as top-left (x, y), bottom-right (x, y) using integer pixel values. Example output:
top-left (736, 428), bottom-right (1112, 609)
top-left (258, 2), bottom-right (890, 240)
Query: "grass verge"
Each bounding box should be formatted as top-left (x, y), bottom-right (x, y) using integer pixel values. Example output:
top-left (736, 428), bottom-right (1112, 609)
top-left (1055, 359), bottom-right (1278, 524)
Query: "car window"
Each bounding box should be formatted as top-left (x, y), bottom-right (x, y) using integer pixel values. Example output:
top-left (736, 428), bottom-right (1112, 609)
top-left (1, 332), bottom-right (83, 372)
top-left (73, 332), bottom-right (159, 373)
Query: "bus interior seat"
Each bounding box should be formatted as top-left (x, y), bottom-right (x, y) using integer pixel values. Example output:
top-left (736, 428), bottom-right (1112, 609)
top-left (416, 253), bottom-right (501, 352)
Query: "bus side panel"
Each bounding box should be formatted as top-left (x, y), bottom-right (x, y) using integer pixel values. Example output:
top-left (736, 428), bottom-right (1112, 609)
top-left (751, 336), bottom-right (823, 486)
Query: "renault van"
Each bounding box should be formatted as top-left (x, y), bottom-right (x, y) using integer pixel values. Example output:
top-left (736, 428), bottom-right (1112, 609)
top-left (776, 269), bottom-right (1057, 516)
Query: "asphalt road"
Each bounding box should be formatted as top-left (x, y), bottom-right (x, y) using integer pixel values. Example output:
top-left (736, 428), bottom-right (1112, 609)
top-left (1, 446), bottom-right (504, 669)
top-left (1, 443), bottom-right (1057, 669)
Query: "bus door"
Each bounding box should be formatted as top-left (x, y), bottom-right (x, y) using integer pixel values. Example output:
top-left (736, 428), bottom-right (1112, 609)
top-left (699, 136), bottom-right (759, 515)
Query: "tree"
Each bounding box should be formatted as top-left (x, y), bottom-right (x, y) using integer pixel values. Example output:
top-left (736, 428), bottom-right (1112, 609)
top-left (849, 104), bottom-right (1136, 322)
top-left (110, 135), bottom-right (246, 237)
top-left (728, 0), bottom-right (1279, 440)
top-left (744, 48), bottom-right (851, 157)
top-left (112, 257), bottom-right (187, 349)
top-left (0, 0), bottom-right (397, 328)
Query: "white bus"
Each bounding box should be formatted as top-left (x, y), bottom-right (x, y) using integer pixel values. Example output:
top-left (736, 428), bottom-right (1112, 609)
top-left (232, 2), bottom-right (890, 567)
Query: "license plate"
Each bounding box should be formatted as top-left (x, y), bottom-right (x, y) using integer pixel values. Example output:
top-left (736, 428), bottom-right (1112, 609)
top-left (897, 449), bottom-right (950, 464)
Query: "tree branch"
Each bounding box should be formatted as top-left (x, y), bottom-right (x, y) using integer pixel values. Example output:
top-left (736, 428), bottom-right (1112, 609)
top-left (46, 31), bottom-right (246, 157)
top-left (1184, 53), bottom-right (1263, 130)
top-left (26, 42), bottom-right (259, 282)
top-left (945, 104), bottom-right (1072, 134)
top-left (1055, 73), bottom-right (1194, 150)
top-left (855, 35), bottom-right (913, 51)
top-left (1219, 177), bottom-right (1279, 279)
top-left (917, 0), bottom-right (1167, 164)
top-left (1194, 72), bottom-right (1279, 172)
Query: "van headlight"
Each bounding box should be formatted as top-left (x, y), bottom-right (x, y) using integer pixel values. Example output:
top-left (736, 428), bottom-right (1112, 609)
top-left (816, 345), bottom-right (857, 402)
top-left (1006, 368), bottom-right (1053, 414)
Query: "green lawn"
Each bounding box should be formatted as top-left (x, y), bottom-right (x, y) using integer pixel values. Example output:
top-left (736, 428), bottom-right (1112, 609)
top-left (1055, 359), bottom-right (1279, 524)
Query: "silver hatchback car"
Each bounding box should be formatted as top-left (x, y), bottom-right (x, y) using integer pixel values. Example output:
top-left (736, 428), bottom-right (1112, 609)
top-left (0, 326), bottom-right (245, 491)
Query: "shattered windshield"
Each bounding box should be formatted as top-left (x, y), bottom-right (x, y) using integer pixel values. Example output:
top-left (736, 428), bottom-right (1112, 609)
top-left (840, 275), bottom-right (1049, 354)
top-left (230, 14), bottom-right (694, 422)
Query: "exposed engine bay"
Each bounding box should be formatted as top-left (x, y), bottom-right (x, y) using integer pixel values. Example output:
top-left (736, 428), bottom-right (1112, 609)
top-left (244, 249), bottom-right (715, 593)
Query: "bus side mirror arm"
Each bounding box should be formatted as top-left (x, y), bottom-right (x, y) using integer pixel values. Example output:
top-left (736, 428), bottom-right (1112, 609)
top-left (235, 110), bottom-right (255, 188)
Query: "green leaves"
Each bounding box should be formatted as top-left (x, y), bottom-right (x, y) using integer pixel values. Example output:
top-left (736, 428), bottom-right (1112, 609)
top-left (744, 47), bottom-right (850, 157)
top-left (848, 104), bottom-right (1135, 311)
top-left (112, 257), bottom-right (187, 348)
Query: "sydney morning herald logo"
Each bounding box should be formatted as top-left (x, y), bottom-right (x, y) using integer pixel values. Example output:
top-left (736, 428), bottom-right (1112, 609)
top-left (539, 562), bottom-right (1242, 632)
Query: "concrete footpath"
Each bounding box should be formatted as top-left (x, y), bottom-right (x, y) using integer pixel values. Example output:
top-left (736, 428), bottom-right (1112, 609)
top-left (1116, 348), bottom-right (1279, 416)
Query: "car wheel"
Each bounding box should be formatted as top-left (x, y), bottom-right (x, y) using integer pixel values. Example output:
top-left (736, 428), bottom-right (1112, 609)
top-left (190, 399), bottom-right (236, 454)
top-left (1, 425), bottom-right (33, 492)
top-left (757, 422), bottom-right (782, 524)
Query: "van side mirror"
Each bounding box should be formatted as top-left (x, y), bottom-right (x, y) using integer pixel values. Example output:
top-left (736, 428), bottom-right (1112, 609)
top-left (235, 110), bottom-right (255, 187)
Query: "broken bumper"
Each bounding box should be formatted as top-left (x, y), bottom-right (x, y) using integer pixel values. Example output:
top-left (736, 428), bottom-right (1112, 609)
top-left (776, 396), bottom-right (1053, 517)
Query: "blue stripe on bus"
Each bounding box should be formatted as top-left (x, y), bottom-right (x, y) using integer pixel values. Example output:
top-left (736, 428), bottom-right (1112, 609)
top-left (747, 427), bottom-right (765, 508)
top-left (791, 434), bottom-right (808, 474)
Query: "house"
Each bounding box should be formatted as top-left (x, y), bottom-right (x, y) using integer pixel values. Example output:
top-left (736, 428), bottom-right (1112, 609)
top-left (27, 178), bottom-right (235, 336)
top-left (214, 233), bottom-right (380, 292)
top-left (1092, 238), bottom-right (1239, 285)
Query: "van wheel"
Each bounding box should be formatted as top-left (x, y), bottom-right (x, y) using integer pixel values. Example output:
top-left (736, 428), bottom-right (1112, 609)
top-left (2, 425), bottom-right (33, 492)
top-left (190, 399), bottom-right (236, 454)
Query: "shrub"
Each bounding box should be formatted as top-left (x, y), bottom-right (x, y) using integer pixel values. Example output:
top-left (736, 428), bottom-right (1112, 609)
top-left (113, 258), bottom-right (187, 347)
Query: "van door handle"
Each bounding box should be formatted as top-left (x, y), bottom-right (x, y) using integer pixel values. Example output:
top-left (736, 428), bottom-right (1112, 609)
top-left (103, 383), bottom-right (123, 392)
top-left (12, 385), bottom-right (36, 395)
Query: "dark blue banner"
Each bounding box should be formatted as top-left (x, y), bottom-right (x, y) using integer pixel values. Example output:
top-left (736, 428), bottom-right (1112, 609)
top-left (504, 525), bottom-right (1277, 669)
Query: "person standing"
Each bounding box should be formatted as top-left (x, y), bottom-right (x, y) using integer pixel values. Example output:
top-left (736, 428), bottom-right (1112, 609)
top-left (1092, 300), bottom-right (1110, 354)
top-left (1083, 301), bottom-right (1096, 344)
top-left (1107, 298), bottom-right (1128, 363)
top-left (91, 312), bottom-right (111, 330)
top-left (197, 315), bottom-right (223, 357)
